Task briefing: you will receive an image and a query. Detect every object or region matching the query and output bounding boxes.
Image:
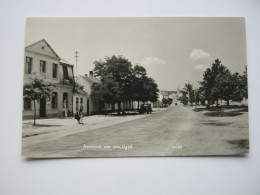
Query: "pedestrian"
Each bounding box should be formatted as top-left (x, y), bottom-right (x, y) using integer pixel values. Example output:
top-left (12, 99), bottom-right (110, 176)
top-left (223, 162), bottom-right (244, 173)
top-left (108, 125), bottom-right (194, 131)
top-left (79, 105), bottom-right (84, 124)
top-left (74, 109), bottom-right (80, 124)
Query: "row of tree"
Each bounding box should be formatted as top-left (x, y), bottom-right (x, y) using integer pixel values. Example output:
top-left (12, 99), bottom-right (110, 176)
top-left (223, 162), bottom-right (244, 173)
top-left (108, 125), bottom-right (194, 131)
top-left (162, 97), bottom-right (173, 106)
top-left (178, 59), bottom-right (248, 107)
top-left (90, 55), bottom-right (159, 114)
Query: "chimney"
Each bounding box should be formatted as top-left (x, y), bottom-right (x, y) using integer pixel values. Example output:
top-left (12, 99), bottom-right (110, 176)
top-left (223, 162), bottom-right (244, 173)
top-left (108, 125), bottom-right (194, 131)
top-left (89, 71), bottom-right (94, 78)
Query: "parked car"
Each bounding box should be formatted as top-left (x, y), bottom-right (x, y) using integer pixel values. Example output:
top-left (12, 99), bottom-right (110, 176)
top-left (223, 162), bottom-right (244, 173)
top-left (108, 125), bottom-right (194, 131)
top-left (139, 104), bottom-right (152, 114)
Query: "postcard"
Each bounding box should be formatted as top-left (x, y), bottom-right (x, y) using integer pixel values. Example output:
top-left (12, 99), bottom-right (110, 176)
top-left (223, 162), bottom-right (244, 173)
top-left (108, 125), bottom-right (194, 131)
top-left (22, 17), bottom-right (249, 158)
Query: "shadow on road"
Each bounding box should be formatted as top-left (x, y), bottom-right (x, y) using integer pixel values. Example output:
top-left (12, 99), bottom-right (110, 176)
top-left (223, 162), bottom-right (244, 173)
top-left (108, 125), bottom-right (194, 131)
top-left (226, 139), bottom-right (249, 150)
top-left (204, 112), bottom-right (243, 117)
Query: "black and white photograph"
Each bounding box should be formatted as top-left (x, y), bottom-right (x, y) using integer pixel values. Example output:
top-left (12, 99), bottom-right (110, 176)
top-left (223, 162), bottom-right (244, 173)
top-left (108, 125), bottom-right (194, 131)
top-left (2, 0), bottom-right (260, 195)
top-left (22, 17), bottom-right (249, 158)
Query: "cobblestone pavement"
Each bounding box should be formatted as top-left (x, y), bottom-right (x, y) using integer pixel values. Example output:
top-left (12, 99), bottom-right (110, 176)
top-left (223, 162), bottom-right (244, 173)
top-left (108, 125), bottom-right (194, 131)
top-left (22, 106), bottom-right (249, 158)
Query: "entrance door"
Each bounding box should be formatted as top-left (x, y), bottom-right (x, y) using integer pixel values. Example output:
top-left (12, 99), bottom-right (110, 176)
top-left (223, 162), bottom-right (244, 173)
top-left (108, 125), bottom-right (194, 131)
top-left (87, 100), bottom-right (90, 116)
top-left (63, 93), bottom-right (68, 117)
top-left (40, 98), bottom-right (46, 117)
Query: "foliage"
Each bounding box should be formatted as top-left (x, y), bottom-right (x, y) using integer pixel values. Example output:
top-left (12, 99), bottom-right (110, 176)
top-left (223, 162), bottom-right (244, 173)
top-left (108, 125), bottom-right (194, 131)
top-left (73, 82), bottom-right (84, 93)
top-left (162, 97), bottom-right (173, 106)
top-left (91, 55), bottom-right (159, 113)
top-left (178, 61), bottom-right (247, 108)
top-left (178, 90), bottom-right (188, 105)
top-left (241, 66), bottom-right (248, 99)
top-left (23, 75), bottom-right (56, 125)
top-left (199, 59), bottom-right (248, 107)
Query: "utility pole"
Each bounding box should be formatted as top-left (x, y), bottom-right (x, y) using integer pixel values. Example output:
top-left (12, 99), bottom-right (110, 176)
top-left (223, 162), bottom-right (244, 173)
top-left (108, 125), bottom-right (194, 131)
top-left (74, 51), bottom-right (79, 78)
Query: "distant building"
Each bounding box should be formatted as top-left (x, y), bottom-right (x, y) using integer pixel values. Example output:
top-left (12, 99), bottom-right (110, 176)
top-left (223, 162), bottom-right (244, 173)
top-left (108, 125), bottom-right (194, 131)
top-left (155, 89), bottom-right (182, 107)
top-left (73, 89), bottom-right (88, 115)
top-left (23, 39), bottom-right (74, 119)
top-left (77, 72), bottom-right (102, 115)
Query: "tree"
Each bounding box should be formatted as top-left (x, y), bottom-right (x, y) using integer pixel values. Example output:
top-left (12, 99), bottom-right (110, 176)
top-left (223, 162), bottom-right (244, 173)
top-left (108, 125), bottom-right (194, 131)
top-left (143, 77), bottom-right (159, 103)
top-left (241, 66), bottom-right (248, 100)
top-left (196, 87), bottom-right (205, 105)
top-left (230, 72), bottom-right (244, 103)
top-left (185, 83), bottom-right (194, 105)
top-left (200, 59), bottom-right (230, 107)
top-left (214, 69), bottom-right (233, 106)
top-left (73, 82), bottom-right (84, 93)
top-left (178, 90), bottom-right (188, 105)
top-left (162, 97), bottom-right (173, 106)
top-left (23, 75), bottom-right (56, 125)
top-left (93, 56), bottom-right (159, 114)
top-left (168, 98), bottom-right (173, 105)
top-left (162, 98), bottom-right (168, 105)
top-left (133, 65), bottom-right (158, 106)
top-left (91, 76), bottom-right (121, 113)
top-left (94, 55), bottom-right (134, 114)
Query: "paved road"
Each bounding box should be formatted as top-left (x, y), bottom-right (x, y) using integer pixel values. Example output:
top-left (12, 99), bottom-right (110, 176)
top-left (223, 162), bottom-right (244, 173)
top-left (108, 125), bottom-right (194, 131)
top-left (22, 106), bottom-right (249, 158)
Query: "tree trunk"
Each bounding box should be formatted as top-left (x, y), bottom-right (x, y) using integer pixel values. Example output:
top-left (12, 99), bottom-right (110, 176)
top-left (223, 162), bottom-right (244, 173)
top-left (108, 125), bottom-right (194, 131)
top-left (117, 101), bottom-right (121, 115)
top-left (216, 98), bottom-right (219, 108)
top-left (33, 98), bottom-right (36, 126)
top-left (104, 104), bottom-right (107, 116)
top-left (98, 100), bottom-right (101, 114)
top-left (227, 99), bottom-right (229, 107)
top-left (112, 103), bottom-right (115, 113)
top-left (138, 101), bottom-right (140, 110)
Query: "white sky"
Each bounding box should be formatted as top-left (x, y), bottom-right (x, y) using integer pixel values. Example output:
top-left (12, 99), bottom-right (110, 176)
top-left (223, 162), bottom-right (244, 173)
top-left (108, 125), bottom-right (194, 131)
top-left (25, 17), bottom-right (247, 91)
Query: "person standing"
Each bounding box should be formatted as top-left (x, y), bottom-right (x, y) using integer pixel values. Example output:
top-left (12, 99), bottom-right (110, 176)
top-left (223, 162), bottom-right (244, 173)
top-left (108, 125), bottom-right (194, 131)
top-left (79, 105), bottom-right (84, 124)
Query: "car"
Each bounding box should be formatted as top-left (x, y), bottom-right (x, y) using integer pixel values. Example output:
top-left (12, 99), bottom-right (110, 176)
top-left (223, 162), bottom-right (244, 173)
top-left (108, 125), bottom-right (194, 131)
top-left (139, 104), bottom-right (152, 114)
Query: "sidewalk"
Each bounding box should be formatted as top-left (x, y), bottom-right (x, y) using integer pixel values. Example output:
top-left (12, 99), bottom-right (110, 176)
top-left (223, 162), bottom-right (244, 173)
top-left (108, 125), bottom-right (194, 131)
top-left (22, 108), bottom-right (167, 138)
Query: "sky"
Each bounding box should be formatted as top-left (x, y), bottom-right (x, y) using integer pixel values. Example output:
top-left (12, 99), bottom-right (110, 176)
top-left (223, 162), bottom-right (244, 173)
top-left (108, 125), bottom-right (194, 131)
top-left (25, 17), bottom-right (247, 91)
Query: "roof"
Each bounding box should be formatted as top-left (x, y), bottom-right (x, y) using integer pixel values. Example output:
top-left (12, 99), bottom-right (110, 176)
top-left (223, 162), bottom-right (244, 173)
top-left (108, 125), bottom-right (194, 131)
top-left (169, 91), bottom-right (177, 95)
top-left (160, 90), bottom-right (177, 96)
top-left (160, 91), bottom-right (169, 96)
top-left (74, 89), bottom-right (88, 95)
top-left (79, 75), bottom-right (101, 84)
top-left (60, 58), bottom-right (74, 66)
top-left (25, 39), bottom-right (61, 60)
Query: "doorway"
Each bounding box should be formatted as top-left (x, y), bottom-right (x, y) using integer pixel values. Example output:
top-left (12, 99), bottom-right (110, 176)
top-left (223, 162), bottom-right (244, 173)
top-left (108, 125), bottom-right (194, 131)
top-left (40, 98), bottom-right (46, 117)
top-left (87, 99), bottom-right (90, 116)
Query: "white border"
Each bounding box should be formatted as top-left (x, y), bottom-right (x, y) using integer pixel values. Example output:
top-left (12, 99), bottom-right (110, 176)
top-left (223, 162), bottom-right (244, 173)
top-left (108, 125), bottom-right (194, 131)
top-left (0, 0), bottom-right (260, 194)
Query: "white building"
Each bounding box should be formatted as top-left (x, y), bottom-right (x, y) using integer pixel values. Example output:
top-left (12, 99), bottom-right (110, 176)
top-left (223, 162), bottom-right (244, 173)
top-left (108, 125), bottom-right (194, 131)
top-left (23, 39), bottom-right (74, 119)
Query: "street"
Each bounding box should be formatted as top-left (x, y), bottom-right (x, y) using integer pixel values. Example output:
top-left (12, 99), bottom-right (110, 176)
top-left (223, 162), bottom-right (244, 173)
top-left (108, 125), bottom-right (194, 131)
top-left (22, 106), bottom-right (249, 158)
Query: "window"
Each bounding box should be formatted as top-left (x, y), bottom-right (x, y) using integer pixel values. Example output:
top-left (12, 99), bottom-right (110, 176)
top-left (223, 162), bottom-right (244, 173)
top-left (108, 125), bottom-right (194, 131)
top-left (25, 57), bottom-right (32, 74)
top-left (63, 65), bottom-right (69, 80)
top-left (24, 98), bottom-right (31, 110)
top-left (76, 98), bottom-right (79, 111)
top-left (40, 60), bottom-right (46, 73)
top-left (52, 64), bottom-right (58, 78)
top-left (52, 92), bottom-right (58, 108)
top-left (80, 98), bottom-right (83, 107)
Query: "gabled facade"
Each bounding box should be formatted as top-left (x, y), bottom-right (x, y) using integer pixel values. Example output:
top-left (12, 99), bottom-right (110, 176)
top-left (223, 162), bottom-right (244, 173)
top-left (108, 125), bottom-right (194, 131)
top-left (77, 72), bottom-right (101, 115)
top-left (23, 39), bottom-right (74, 119)
top-left (73, 89), bottom-right (88, 115)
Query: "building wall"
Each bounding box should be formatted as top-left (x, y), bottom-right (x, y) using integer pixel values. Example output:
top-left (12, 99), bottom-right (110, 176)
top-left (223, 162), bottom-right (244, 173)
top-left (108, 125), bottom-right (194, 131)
top-left (23, 40), bottom-right (74, 119)
top-left (77, 75), bottom-right (101, 115)
top-left (73, 93), bottom-right (88, 115)
top-left (23, 51), bottom-right (60, 84)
